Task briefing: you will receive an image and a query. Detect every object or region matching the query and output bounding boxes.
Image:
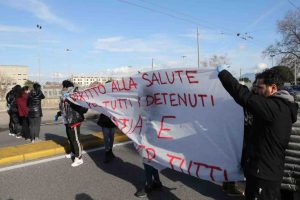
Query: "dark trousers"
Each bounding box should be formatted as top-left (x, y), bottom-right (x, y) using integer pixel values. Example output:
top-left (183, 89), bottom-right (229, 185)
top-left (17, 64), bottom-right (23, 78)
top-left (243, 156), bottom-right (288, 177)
top-left (65, 125), bottom-right (82, 158)
top-left (8, 113), bottom-right (14, 133)
top-left (281, 190), bottom-right (300, 200)
top-left (144, 163), bottom-right (160, 186)
top-left (20, 117), bottom-right (30, 139)
top-left (29, 117), bottom-right (41, 140)
top-left (245, 175), bottom-right (281, 200)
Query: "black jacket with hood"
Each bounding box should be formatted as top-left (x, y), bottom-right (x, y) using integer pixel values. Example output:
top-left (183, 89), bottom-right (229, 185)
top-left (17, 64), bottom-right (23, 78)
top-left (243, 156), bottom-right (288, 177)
top-left (57, 87), bottom-right (88, 126)
top-left (28, 89), bottom-right (45, 118)
top-left (219, 70), bottom-right (298, 181)
top-left (281, 100), bottom-right (300, 191)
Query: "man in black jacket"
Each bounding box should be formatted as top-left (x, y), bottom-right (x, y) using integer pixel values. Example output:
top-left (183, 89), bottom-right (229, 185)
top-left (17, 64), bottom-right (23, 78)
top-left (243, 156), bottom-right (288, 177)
top-left (28, 83), bottom-right (45, 142)
top-left (217, 65), bottom-right (298, 200)
top-left (55, 80), bottom-right (88, 167)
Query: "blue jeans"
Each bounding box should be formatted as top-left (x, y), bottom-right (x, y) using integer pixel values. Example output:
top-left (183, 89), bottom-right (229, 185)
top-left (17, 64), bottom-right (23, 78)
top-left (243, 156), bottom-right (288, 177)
top-left (102, 127), bottom-right (115, 151)
top-left (144, 163), bottom-right (160, 186)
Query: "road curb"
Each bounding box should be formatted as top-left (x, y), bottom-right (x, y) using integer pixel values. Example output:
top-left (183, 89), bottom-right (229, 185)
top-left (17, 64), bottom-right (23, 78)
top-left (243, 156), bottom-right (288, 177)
top-left (0, 131), bottom-right (129, 167)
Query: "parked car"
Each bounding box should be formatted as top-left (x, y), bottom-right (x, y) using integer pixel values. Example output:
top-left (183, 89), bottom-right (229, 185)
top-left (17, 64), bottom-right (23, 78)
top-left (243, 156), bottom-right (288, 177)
top-left (283, 85), bottom-right (300, 101)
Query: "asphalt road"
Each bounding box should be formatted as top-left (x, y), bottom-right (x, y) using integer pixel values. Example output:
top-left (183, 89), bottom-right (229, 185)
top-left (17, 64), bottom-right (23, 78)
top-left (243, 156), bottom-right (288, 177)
top-left (0, 142), bottom-right (244, 200)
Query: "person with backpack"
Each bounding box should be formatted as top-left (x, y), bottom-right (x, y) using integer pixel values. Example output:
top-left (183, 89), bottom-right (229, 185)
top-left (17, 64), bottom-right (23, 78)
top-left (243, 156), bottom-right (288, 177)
top-left (55, 80), bottom-right (88, 167)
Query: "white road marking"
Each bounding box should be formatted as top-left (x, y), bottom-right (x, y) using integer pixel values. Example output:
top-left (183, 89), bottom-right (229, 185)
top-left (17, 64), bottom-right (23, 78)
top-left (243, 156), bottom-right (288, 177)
top-left (0, 141), bottom-right (133, 172)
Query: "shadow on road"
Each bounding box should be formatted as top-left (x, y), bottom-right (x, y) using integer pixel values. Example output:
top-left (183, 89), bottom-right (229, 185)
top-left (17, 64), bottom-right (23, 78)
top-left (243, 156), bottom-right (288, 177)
top-left (87, 145), bottom-right (180, 200)
top-left (75, 193), bottom-right (94, 200)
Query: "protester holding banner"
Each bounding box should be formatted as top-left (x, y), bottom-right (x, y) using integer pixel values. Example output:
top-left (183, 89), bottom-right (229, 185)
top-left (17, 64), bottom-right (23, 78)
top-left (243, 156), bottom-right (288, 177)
top-left (135, 162), bottom-right (163, 198)
top-left (97, 113), bottom-right (116, 163)
top-left (55, 80), bottom-right (88, 167)
top-left (217, 65), bottom-right (298, 200)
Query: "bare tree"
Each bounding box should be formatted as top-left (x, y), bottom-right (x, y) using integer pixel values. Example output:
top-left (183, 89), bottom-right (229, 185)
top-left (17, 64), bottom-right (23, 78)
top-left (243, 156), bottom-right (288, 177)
top-left (0, 73), bottom-right (14, 100)
top-left (263, 10), bottom-right (300, 68)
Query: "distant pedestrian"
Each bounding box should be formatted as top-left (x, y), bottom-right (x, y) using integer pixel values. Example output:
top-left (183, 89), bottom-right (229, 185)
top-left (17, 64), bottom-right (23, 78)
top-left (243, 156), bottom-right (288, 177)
top-left (28, 83), bottom-right (45, 143)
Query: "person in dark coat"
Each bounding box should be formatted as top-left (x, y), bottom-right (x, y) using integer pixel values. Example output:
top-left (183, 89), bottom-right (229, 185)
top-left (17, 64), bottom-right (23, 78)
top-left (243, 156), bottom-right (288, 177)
top-left (16, 86), bottom-right (30, 140)
top-left (28, 83), bottom-right (45, 142)
top-left (97, 113), bottom-right (116, 163)
top-left (280, 98), bottom-right (300, 200)
top-left (55, 80), bottom-right (88, 167)
top-left (217, 65), bottom-right (298, 200)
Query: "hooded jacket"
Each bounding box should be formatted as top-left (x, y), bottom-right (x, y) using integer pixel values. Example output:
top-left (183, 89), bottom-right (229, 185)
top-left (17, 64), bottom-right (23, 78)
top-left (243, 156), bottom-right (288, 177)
top-left (17, 92), bottom-right (28, 117)
top-left (28, 89), bottom-right (45, 118)
top-left (281, 100), bottom-right (300, 191)
top-left (57, 87), bottom-right (88, 126)
top-left (219, 70), bottom-right (298, 181)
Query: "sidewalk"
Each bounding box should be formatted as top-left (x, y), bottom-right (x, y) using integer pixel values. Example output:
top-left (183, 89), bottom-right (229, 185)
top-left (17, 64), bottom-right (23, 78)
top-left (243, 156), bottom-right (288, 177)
top-left (0, 109), bottom-right (99, 132)
top-left (0, 130), bottom-right (128, 167)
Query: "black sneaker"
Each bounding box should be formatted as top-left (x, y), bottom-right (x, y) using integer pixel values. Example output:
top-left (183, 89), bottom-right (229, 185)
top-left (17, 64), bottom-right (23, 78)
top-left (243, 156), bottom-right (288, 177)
top-left (152, 181), bottom-right (163, 190)
top-left (104, 151), bottom-right (112, 163)
top-left (110, 150), bottom-right (115, 159)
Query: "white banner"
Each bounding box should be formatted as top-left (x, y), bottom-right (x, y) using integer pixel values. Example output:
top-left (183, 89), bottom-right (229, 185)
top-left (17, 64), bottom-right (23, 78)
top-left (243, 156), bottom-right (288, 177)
top-left (69, 68), bottom-right (244, 182)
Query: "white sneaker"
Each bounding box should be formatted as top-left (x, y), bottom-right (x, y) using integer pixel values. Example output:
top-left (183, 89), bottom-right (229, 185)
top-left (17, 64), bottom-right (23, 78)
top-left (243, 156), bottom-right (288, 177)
top-left (71, 157), bottom-right (83, 167)
top-left (65, 152), bottom-right (74, 159)
top-left (8, 133), bottom-right (14, 136)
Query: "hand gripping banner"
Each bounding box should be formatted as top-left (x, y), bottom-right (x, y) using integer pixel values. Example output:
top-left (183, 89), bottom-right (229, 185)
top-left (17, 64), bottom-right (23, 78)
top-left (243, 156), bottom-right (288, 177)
top-left (68, 68), bottom-right (244, 182)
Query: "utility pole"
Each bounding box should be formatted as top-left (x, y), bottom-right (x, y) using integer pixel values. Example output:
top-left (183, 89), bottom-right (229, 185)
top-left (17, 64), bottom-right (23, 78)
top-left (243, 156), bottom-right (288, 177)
top-left (197, 27), bottom-right (200, 69)
top-left (240, 68), bottom-right (242, 80)
top-left (182, 56), bottom-right (186, 67)
top-left (66, 48), bottom-right (72, 77)
top-left (270, 54), bottom-right (275, 67)
top-left (295, 61), bottom-right (297, 85)
top-left (151, 58), bottom-right (154, 71)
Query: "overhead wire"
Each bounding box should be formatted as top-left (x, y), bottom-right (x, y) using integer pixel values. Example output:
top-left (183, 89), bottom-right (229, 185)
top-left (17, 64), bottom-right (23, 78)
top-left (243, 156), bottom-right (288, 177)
top-left (116, 0), bottom-right (235, 36)
top-left (287, 0), bottom-right (300, 12)
top-left (136, 0), bottom-right (236, 35)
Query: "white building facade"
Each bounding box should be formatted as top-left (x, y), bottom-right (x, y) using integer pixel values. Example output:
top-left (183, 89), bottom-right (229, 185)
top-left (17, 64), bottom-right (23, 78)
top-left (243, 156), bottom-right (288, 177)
top-left (70, 75), bottom-right (114, 87)
top-left (0, 65), bottom-right (28, 86)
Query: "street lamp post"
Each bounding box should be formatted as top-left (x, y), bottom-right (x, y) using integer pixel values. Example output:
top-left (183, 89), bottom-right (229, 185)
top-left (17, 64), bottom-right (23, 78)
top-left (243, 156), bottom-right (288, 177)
top-left (270, 54), bottom-right (275, 67)
top-left (182, 56), bottom-right (186, 67)
top-left (66, 48), bottom-right (72, 78)
top-left (36, 24), bottom-right (42, 82)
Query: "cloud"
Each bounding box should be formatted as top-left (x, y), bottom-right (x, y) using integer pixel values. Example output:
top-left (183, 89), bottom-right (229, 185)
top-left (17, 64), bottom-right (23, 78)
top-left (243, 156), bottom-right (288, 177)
top-left (2, 0), bottom-right (76, 31)
top-left (94, 35), bottom-right (195, 54)
top-left (51, 72), bottom-right (65, 79)
top-left (180, 29), bottom-right (228, 41)
top-left (254, 62), bottom-right (269, 73)
top-left (0, 25), bottom-right (35, 32)
top-left (0, 43), bottom-right (35, 49)
top-left (244, 1), bottom-right (285, 31)
top-left (95, 36), bottom-right (158, 53)
top-left (239, 44), bottom-right (246, 50)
